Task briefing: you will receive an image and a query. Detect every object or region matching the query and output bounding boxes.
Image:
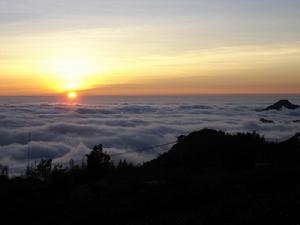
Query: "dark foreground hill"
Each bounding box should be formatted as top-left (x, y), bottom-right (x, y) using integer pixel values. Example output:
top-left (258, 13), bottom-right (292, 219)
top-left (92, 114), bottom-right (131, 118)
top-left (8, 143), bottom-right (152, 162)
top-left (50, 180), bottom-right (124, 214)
top-left (1, 129), bottom-right (300, 225)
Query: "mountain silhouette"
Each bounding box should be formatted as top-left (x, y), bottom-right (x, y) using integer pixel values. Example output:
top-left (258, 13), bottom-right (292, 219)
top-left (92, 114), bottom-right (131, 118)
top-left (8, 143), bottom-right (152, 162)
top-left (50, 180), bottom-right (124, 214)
top-left (1, 129), bottom-right (300, 225)
top-left (280, 133), bottom-right (300, 146)
top-left (144, 128), bottom-right (265, 170)
top-left (264, 99), bottom-right (299, 111)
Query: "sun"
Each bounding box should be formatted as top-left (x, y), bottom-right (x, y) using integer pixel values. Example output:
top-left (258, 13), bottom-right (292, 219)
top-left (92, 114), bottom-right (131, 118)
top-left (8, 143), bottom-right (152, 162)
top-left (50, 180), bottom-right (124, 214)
top-left (67, 91), bottom-right (78, 99)
top-left (39, 55), bottom-right (103, 93)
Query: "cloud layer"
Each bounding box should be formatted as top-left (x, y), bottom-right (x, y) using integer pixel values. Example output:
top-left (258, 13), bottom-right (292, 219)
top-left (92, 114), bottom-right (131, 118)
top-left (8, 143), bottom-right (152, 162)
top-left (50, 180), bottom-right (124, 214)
top-left (0, 96), bottom-right (299, 173)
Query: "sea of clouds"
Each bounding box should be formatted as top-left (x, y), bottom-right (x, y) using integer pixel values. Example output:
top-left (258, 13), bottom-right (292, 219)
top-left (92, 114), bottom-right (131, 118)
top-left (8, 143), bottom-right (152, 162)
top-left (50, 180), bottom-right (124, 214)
top-left (0, 96), bottom-right (299, 173)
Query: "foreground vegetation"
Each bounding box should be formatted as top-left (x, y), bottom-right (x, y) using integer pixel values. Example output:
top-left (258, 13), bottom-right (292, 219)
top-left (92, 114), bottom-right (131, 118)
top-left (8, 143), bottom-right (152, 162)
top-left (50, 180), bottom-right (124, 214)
top-left (0, 129), bottom-right (300, 225)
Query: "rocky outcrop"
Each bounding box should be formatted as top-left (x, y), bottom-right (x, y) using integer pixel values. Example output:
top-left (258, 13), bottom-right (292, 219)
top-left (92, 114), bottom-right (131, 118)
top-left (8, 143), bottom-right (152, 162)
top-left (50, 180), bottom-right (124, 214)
top-left (264, 100), bottom-right (299, 111)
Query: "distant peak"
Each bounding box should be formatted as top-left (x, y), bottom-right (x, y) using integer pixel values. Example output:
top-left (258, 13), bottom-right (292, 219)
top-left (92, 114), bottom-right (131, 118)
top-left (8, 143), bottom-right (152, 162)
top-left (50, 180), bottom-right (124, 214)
top-left (264, 99), bottom-right (299, 111)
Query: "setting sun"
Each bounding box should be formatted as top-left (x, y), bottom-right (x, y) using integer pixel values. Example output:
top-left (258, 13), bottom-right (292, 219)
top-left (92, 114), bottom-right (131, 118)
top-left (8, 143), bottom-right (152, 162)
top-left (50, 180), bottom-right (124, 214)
top-left (67, 91), bottom-right (78, 99)
top-left (35, 54), bottom-right (104, 94)
top-left (0, 0), bottom-right (300, 97)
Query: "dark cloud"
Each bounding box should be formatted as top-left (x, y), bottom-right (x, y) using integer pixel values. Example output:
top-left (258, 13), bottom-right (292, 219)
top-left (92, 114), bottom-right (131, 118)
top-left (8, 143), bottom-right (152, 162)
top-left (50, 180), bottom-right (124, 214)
top-left (0, 142), bottom-right (70, 161)
top-left (178, 104), bottom-right (212, 110)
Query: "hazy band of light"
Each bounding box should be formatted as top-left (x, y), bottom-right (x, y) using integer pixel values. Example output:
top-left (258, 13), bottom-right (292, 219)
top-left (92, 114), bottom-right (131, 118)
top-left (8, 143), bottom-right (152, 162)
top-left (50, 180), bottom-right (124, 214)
top-left (0, 0), bottom-right (299, 95)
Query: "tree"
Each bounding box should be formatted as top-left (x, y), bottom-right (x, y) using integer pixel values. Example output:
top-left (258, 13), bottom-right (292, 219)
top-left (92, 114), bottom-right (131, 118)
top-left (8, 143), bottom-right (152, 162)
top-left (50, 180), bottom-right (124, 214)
top-left (26, 159), bottom-right (53, 180)
top-left (0, 164), bottom-right (8, 178)
top-left (117, 160), bottom-right (134, 172)
top-left (86, 144), bottom-right (112, 177)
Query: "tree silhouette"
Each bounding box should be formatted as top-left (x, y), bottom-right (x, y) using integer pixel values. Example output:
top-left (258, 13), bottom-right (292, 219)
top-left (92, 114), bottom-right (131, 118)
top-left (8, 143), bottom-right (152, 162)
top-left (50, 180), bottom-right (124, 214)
top-left (117, 159), bottom-right (134, 172)
top-left (86, 144), bottom-right (112, 177)
top-left (0, 164), bottom-right (8, 179)
top-left (26, 159), bottom-right (52, 180)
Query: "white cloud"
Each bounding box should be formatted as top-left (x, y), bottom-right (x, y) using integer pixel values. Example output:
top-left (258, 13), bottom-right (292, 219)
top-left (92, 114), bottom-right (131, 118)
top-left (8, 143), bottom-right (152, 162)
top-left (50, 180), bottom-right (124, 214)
top-left (0, 98), bottom-right (299, 172)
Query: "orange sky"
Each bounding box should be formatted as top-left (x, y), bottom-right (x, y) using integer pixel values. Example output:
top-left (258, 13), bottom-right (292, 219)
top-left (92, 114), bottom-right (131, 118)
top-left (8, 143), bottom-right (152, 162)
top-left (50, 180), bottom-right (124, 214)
top-left (0, 1), bottom-right (300, 96)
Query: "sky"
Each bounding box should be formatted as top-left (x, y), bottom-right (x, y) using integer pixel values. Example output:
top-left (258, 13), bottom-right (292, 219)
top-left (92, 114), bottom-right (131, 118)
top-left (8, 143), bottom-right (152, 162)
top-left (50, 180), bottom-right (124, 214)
top-left (0, 0), bottom-right (300, 96)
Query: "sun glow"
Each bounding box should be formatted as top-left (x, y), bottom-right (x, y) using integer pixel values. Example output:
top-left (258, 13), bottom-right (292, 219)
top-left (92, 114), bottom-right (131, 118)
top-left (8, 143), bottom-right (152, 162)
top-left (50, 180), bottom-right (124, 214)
top-left (67, 91), bottom-right (78, 99)
top-left (37, 54), bottom-right (104, 93)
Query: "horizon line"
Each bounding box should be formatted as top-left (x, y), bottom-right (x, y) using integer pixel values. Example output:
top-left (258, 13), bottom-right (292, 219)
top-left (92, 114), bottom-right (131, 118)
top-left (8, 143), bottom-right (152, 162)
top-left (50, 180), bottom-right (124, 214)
top-left (0, 93), bottom-right (300, 98)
